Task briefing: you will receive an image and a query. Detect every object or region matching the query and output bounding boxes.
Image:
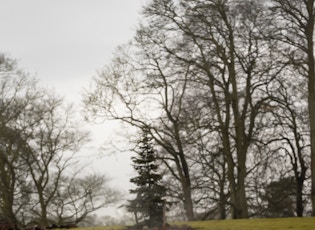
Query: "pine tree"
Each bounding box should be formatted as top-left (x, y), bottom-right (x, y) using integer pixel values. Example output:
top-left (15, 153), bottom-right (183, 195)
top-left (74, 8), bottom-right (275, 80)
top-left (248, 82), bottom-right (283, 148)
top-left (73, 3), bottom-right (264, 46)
top-left (127, 129), bottom-right (166, 227)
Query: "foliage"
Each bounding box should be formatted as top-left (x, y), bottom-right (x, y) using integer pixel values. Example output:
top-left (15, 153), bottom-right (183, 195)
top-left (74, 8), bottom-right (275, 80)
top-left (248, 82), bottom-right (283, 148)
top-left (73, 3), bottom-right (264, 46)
top-left (261, 177), bottom-right (297, 217)
top-left (127, 129), bottom-right (166, 227)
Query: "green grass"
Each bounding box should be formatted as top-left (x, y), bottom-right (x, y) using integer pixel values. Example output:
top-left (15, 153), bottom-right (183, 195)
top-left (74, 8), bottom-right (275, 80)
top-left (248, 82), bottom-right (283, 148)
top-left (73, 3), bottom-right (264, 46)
top-left (72, 217), bottom-right (315, 230)
top-left (78, 226), bottom-right (125, 230)
top-left (184, 217), bottom-right (315, 230)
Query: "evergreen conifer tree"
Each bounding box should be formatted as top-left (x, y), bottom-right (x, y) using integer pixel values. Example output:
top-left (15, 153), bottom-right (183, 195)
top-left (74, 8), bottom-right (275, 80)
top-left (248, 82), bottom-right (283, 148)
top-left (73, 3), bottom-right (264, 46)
top-left (127, 129), bottom-right (166, 227)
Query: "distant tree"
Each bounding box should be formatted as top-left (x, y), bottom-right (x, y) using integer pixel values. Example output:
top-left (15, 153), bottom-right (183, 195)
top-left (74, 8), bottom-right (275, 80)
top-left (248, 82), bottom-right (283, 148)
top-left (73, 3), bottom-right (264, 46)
top-left (50, 172), bottom-right (122, 225)
top-left (0, 54), bottom-right (120, 227)
top-left (21, 100), bottom-right (90, 227)
top-left (262, 177), bottom-right (297, 217)
top-left (127, 129), bottom-right (166, 227)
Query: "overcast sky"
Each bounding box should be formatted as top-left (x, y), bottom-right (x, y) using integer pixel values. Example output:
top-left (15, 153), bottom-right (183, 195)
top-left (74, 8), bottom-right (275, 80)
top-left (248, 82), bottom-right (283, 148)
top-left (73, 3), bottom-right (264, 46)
top-left (0, 0), bottom-right (145, 100)
top-left (0, 0), bottom-right (147, 218)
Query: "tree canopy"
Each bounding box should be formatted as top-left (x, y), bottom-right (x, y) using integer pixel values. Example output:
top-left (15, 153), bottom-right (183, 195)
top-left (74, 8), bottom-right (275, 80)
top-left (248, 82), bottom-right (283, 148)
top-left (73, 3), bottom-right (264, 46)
top-left (0, 54), bottom-right (121, 228)
top-left (83, 0), bottom-right (315, 220)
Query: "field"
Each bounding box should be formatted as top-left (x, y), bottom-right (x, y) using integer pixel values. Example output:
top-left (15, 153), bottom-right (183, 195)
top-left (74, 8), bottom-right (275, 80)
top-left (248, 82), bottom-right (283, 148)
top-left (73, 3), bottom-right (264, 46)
top-left (81, 217), bottom-right (315, 230)
top-left (185, 217), bottom-right (315, 230)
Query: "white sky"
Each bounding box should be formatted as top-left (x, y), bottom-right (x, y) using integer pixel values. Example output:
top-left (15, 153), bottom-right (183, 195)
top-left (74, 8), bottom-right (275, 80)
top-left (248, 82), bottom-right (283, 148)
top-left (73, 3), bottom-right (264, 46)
top-left (0, 0), bottom-right (145, 99)
top-left (0, 0), bottom-right (147, 219)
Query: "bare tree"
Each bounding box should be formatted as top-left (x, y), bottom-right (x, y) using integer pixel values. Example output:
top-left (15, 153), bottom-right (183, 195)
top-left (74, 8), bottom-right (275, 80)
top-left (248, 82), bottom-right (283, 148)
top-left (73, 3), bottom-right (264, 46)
top-left (270, 0), bottom-right (315, 215)
top-left (83, 41), bottom-right (197, 220)
top-left (50, 173), bottom-right (121, 225)
top-left (189, 137), bottom-right (229, 220)
top-left (0, 54), bottom-right (44, 227)
top-left (268, 75), bottom-right (310, 216)
top-left (137, 0), bottom-right (281, 218)
top-left (21, 99), bottom-right (90, 226)
top-left (0, 54), bottom-right (115, 227)
top-left (83, 0), bottom-right (286, 220)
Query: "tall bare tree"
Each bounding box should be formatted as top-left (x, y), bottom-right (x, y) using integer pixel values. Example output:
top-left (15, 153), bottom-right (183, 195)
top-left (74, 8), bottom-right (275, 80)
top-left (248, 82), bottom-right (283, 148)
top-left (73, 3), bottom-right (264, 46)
top-left (271, 76), bottom-right (310, 216)
top-left (83, 41), bottom-right (197, 220)
top-left (83, 0), bottom-right (287, 219)
top-left (138, 0), bottom-right (281, 218)
top-left (270, 0), bottom-right (315, 215)
top-left (22, 100), bottom-right (90, 226)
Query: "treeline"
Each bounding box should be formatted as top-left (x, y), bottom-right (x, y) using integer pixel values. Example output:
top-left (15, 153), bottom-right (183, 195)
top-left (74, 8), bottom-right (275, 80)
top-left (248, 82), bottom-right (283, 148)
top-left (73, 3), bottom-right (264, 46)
top-left (83, 0), bottom-right (315, 220)
top-left (0, 55), bottom-right (121, 228)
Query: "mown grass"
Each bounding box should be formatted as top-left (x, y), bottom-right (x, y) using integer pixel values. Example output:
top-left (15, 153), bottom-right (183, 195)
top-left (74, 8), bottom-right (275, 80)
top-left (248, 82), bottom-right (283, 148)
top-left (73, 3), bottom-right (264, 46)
top-left (78, 226), bottom-right (125, 230)
top-left (184, 217), bottom-right (315, 230)
top-left (74, 217), bottom-right (315, 230)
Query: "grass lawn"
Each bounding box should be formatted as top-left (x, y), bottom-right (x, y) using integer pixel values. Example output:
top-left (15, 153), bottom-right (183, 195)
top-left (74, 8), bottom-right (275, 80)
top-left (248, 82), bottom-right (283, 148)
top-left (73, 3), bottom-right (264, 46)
top-left (185, 217), bottom-right (315, 230)
top-left (77, 217), bottom-right (315, 230)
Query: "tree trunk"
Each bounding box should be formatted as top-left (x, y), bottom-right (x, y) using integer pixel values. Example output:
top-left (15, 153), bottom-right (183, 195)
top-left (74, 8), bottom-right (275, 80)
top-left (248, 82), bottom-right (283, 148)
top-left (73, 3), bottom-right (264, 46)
top-left (305, 0), bottom-right (315, 216)
top-left (173, 121), bottom-right (195, 221)
top-left (37, 186), bottom-right (48, 226)
top-left (0, 155), bottom-right (17, 227)
top-left (182, 185), bottom-right (194, 221)
top-left (308, 77), bottom-right (315, 216)
top-left (219, 163), bottom-right (227, 220)
top-left (227, 10), bottom-right (249, 218)
top-left (296, 176), bottom-right (305, 217)
top-left (236, 155), bottom-right (249, 219)
top-left (134, 212), bottom-right (139, 224)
